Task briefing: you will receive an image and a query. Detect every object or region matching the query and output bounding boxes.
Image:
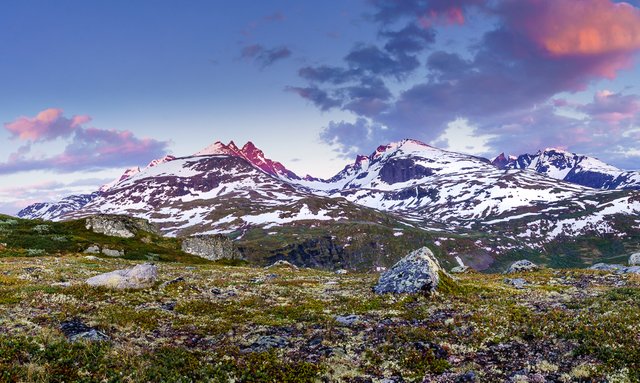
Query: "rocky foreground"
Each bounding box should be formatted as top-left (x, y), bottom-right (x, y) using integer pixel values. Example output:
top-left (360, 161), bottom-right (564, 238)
top-left (1, 255), bottom-right (639, 382)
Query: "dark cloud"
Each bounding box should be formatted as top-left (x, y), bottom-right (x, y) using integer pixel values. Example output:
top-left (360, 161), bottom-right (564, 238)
top-left (285, 86), bottom-right (342, 111)
top-left (290, 0), bottom-right (640, 166)
top-left (241, 44), bottom-right (292, 68)
top-left (320, 118), bottom-right (390, 158)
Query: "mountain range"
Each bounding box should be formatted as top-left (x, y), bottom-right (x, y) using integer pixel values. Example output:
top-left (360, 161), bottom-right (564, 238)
top-left (16, 139), bottom-right (640, 270)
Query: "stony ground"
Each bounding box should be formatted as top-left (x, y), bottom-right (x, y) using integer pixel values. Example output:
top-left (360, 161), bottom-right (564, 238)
top-left (1, 256), bottom-right (640, 382)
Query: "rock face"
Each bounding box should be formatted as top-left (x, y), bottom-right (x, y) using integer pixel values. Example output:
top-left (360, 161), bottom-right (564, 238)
top-left (629, 253), bottom-right (640, 266)
top-left (505, 260), bottom-right (539, 274)
top-left (85, 215), bottom-right (161, 238)
top-left (181, 235), bottom-right (243, 261)
top-left (86, 263), bottom-right (157, 289)
top-left (374, 247), bottom-right (443, 294)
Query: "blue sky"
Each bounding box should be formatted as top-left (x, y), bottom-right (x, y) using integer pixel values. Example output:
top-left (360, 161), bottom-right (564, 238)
top-left (1, 0), bottom-right (640, 214)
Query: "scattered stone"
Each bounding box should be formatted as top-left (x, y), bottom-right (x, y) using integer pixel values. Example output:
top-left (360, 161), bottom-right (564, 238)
top-left (374, 247), bottom-right (445, 295)
top-left (242, 335), bottom-right (289, 353)
top-left (83, 245), bottom-right (101, 254)
top-left (160, 276), bottom-right (185, 289)
top-left (505, 260), bottom-right (539, 274)
top-left (335, 314), bottom-right (362, 326)
top-left (456, 371), bottom-right (477, 383)
top-left (160, 301), bottom-right (177, 311)
top-left (504, 278), bottom-right (527, 289)
top-left (629, 253), bottom-right (640, 266)
top-left (181, 235), bottom-right (243, 261)
top-left (85, 263), bottom-right (157, 289)
top-left (60, 319), bottom-right (108, 342)
top-left (83, 255), bottom-right (101, 261)
top-left (85, 215), bottom-right (160, 238)
top-left (251, 273), bottom-right (279, 284)
top-left (101, 248), bottom-right (124, 257)
top-left (265, 260), bottom-right (299, 270)
top-left (335, 269), bottom-right (348, 275)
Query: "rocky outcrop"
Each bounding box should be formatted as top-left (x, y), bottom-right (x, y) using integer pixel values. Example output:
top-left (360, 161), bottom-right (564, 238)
top-left (85, 215), bottom-right (161, 238)
top-left (629, 253), bottom-right (640, 266)
top-left (505, 260), bottom-right (539, 274)
top-left (374, 247), bottom-right (444, 294)
top-left (590, 263), bottom-right (640, 274)
top-left (181, 235), bottom-right (243, 261)
top-left (86, 263), bottom-right (157, 289)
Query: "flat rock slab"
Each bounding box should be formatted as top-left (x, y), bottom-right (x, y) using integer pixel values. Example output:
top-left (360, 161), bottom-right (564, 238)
top-left (60, 319), bottom-right (109, 342)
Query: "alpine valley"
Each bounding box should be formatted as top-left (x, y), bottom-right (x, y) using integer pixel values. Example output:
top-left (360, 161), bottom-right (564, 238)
top-left (17, 139), bottom-right (640, 271)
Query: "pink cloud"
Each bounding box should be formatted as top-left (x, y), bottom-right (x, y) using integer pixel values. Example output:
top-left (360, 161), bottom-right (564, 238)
top-left (578, 90), bottom-right (640, 124)
top-left (0, 109), bottom-right (170, 174)
top-left (4, 108), bottom-right (91, 142)
top-left (501, 0), bottom-right (640, 78)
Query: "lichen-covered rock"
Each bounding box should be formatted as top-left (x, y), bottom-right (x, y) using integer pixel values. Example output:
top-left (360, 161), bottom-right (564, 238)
top-left (505, 260), bottom-right (539, 274)
top-left (86, 263), bottom-right (157, 289)
top-left (181, 235), bottom-right (243, 261)
top-left (374, 247), bottom-right (444, 294)
top-left (85, 215), bottom-right (160, 238)
top-left (504, 278), bottom-right (527, 289)
top-left (629, 253), bottom-right (640, 266)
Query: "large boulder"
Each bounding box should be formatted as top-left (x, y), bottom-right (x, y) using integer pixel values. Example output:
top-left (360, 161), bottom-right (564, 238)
top-left (85, 215), bottom-right (161, 238)
top-left (629, 253), bottom-right (640, 266)
top-left (181, 235), bottom-right (243, 261)
top-left (374, 247), bottom-right (444, 294)
top-left (505, 260), bottom-right (539, 274)
top-left (86, 263), bottom-right (157, 289)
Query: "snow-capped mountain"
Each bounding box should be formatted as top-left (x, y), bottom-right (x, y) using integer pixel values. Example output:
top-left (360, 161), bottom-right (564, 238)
top-left (16, 192), bottom-right (100, 221)
top-left (195, 141), bottom-right (300, 180)
top-left (18, 154), bottom-right (177, 220)
top-left (493, 148), bottom-right (640, 190)
top-left (64, 154), bottom-right (400, 237)
top-left (16, 139), bottom-right (640, 266)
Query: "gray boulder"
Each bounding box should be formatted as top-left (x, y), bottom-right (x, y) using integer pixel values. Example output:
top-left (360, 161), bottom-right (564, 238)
top-left (101, 248), bottom-right (124, 257)
top-left (505, 260), bottom-right (539, 274)
top-left (85, 215), bottom-right (160, 238)
top-left (450, 265), bottom-right (470, 274)
top-left (181, 235), bottom-right (243, 261)
top-left (629, 253), bottom-right (640, 266)
top-left (504, 278), bottom-right (527, 289)
top-left (265, 260), bottom-right (299, 270)
top-left (83, 245), bottom-right (100, 254)
top-left (86, 263), bottom-right (157, 289)
top-left (590, 263), bottom-right (626, 271)
top-left (374, 247), bottom-right (444, 294)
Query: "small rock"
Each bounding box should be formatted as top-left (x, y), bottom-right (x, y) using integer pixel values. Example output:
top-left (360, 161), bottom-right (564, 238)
top-left (630, 252), bottom-right (640, 266)
top-left (251, 273), bottom-right (279, 284)
top-left (451, 265), bottom-right (470, 273)
top-left (374, 247), bottom-right (445, 295)
top-left (83, 245), bottom-right (100, 254)
top-left (265, 260), bottom-right (299, 271)
top-left (505, 260), bottom-right (539, 274)
top-left (83, 255), bottom-right (101, 261)
top-left (504, 278), bottom-right (527, 289)
top-left (101, 248), bottom-right (124, 257)
top-left (160, 301), bottom-right (177, 311)
top-left (335, 269), bottom-right (348, 275)
top-left (60, 319), bottom-right (108, 342)
top-left (86, 263), bottom-right (157, 289)
top-left (456, 371), bottom-right (476, 383)
top-left (335, 314), bottom-right (362, 326)
top-left (52, 281), bottom-right (72, 287)
top-left (242, 335), bottom-right (289, 353)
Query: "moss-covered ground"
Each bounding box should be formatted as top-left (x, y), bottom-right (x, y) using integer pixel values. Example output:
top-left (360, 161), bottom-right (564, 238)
top-left (1, 254), bottom-right (639, 382)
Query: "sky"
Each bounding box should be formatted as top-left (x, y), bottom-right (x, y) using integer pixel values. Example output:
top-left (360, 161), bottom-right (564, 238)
top-left (1, 0), bottom-right (640, 214)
